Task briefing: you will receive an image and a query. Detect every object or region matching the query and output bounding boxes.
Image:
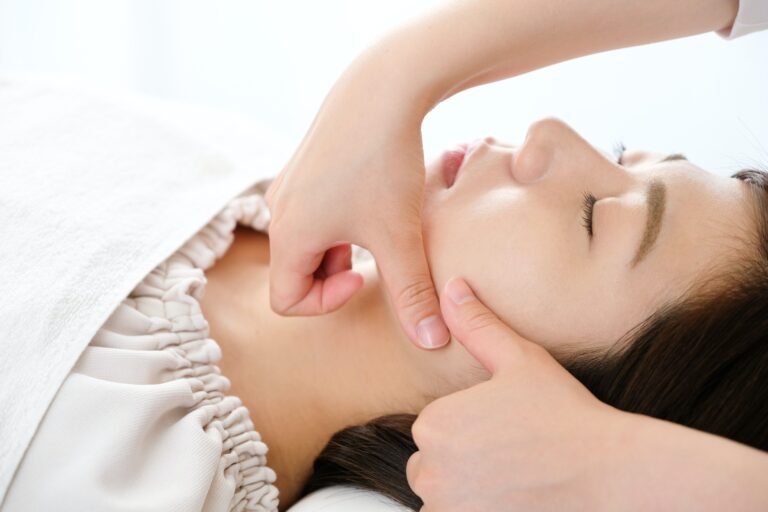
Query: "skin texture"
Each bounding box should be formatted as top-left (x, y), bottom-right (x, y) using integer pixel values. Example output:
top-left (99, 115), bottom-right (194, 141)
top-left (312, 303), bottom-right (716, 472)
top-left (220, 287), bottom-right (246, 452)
top-left (258, 0), bottom-right (745, 508)
top-left (199, 118), bottom-right (754, 508)
top-left (264, 0), bottom-right (738, 351)
top-left (408, 277), bottom-right (768, 512)
top-left (421, 118), bottom-right (753, 358)
top-left (408, 277), bottom-right (635, 512)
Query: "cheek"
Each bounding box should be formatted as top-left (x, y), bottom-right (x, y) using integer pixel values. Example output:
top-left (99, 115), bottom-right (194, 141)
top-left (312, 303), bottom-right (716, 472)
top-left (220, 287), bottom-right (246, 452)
top-left (423, 189), bottom-right (560, 337)
top-left (422, 189), bottom-right (640, 353)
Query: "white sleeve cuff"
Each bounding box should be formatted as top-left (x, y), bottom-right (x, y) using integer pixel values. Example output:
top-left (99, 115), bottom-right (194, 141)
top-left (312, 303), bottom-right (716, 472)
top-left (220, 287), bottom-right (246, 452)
top-left (718, 0), bottom-right (768, 39)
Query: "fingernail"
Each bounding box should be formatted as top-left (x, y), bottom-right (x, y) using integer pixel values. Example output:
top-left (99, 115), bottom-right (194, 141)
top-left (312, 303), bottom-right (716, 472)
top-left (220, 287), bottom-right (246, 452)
top-left (417, 315), bottom-right (450, 349)
top-left (445, 277), bottom-right (473, 304)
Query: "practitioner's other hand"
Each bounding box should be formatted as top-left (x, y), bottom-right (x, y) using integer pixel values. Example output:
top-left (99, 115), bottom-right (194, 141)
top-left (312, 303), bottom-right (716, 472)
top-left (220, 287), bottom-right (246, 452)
top-left (406, 277), bottom-right (633, 511)
top-left (264, 59), bottom-right (449, 350)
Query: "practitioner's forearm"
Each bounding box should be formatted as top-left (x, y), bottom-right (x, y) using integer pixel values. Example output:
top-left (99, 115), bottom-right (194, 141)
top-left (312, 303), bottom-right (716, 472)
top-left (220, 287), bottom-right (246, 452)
top-left (610, 413), bottom-right (768, 511)
top-left (348, 0), bottom-right (738, 115)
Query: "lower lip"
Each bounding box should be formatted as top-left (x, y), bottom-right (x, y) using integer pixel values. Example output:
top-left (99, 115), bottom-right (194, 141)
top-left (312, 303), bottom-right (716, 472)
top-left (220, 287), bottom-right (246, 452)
top-left (441, 144), bottom-right (468, 188)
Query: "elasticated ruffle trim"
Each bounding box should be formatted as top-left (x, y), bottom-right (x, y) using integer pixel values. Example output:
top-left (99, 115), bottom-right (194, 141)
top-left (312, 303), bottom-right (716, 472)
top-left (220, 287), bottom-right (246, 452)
top-left (89, 184), bottom-right (278, 512)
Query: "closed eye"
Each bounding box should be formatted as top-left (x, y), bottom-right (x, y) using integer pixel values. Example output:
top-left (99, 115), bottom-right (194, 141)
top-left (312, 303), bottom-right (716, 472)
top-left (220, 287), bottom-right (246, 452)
top-left (581, 192), bottom-right (597, 237)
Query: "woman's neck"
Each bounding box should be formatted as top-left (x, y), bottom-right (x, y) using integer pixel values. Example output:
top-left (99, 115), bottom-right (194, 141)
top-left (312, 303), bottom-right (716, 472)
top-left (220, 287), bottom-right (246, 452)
top-left (199, 227), bottom-right (435, 507)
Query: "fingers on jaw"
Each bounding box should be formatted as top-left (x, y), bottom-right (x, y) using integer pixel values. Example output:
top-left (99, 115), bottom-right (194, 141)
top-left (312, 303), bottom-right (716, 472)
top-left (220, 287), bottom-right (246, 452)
top-left (386, 278), bottom-right (446, 348)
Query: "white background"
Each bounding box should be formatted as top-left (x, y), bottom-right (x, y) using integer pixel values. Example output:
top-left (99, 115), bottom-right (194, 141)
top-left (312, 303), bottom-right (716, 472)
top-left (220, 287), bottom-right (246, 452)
top-left (1, 0), bottom-right (766, 175)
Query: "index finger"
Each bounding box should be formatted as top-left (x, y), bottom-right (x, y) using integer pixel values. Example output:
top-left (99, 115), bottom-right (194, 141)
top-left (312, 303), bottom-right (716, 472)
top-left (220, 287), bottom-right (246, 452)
top-left (440, 277), bottom-right (529, 373)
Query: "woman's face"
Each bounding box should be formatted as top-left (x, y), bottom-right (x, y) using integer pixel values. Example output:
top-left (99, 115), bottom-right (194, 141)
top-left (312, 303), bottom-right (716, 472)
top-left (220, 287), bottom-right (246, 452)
top-left (421, 117), bottom-right (755, 359)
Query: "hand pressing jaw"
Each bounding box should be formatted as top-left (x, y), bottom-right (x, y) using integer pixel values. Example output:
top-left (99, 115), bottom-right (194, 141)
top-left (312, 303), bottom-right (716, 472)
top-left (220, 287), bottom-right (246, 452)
top-left (294, 119), bottom-right (768, 510)
top-left (263, 0), bottom-right (741, 354)
top-left (407, 276), bottom-right (625, 512)
top-left (407, 274), bottom-right (768, 512)
top-left (264, 79), bottom-right (450, 350)
top-left (270, 116), bottom-right (756, 365)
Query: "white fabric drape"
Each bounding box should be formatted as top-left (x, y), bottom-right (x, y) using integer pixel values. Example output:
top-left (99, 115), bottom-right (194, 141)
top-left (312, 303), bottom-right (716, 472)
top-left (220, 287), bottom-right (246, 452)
top-left (0, 75), bottom-right (291, 506)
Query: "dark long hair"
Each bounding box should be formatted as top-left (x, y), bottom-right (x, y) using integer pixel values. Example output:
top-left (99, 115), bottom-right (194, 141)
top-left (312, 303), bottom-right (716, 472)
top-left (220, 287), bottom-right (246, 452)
top-left (301, 169), bottom-right (768, 511)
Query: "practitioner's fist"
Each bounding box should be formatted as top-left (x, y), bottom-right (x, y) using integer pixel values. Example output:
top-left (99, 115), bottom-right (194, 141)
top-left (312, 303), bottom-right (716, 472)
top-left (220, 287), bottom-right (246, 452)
top-left (264, 60), bottom-right (449, 349)
top-left (406, 277), bottom-right (632, 511)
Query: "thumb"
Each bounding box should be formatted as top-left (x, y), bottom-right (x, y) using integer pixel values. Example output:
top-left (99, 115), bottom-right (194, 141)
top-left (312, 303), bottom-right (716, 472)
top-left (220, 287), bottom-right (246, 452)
top-left (441, 277), bottom-right (526, 374)
top-left (374, 225), bottom-right (449, 350)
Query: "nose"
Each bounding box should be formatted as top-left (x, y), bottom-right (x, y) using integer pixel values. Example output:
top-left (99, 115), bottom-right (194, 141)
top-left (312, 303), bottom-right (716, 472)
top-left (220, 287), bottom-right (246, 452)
top-left (511, 117), bottom-right (574, 184)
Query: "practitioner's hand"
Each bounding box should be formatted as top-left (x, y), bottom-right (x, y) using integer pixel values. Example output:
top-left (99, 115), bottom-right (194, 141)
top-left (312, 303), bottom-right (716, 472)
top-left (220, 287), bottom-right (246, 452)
top-left (406, 277), bottom-right (631, 511)
top-left (264, 57), bottom-right (450, 350)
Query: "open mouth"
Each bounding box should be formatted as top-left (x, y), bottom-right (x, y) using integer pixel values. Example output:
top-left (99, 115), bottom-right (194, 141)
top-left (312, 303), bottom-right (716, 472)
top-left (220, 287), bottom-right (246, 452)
top-left (441, 144), bottom-right (468, 188)
top-left (442, 139), bottom-right (487, 188)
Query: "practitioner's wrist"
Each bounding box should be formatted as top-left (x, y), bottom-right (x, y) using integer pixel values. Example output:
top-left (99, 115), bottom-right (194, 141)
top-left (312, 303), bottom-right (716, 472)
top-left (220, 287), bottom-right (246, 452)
top-left (340, 31), bottom-right (448, 121)
top-left (572, 408), bottom-right (649, 512)
top-left (605, 412), bottom-right (768, 511)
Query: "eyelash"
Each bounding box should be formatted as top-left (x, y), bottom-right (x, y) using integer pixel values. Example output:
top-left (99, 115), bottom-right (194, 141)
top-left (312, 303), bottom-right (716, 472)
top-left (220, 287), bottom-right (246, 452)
top-left (581, 192), bottom-right (597, 237)
top-left (582, 142), bottom-right (626, 238)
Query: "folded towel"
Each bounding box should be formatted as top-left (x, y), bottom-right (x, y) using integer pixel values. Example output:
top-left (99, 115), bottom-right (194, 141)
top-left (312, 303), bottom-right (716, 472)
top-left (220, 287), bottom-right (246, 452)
top-left (0, 74), bottom-right (291, 505)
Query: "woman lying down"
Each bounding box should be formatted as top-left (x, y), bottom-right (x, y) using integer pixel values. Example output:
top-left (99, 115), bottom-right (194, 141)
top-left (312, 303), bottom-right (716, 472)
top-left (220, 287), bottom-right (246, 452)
top-left (208, 117), bottom-right (768, 509)
top-left (10, 113), bottom-right (767, 511)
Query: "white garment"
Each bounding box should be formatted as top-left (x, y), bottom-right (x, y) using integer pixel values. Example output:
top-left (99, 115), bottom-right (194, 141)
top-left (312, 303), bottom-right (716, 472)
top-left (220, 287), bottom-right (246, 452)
top-left (2, 187), bottom-right (280, 512)
top-left (719, 0), bottom-right (768, 38)
top-left (0, 75), bottom-right (292, 507)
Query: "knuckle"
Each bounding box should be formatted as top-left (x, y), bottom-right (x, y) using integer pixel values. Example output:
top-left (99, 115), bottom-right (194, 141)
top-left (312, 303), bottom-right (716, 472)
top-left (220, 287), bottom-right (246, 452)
top-left (411, 401), bottom-right (448, 448)
top-left (269, 294), bottom-right (291, 316)
top-left (269, 284), bottom-right (302, 316)
top-left (463, 307), bottom-right (498, 332)
top-left (410, 414), bottom-right (434, 449)
top-left (405, 452), bottom-right (421, 485)
top-left (420, 398), bottom-right (444, 421)
top-left (410, 417), bottom-right (427, 448)
top-left (410, 466), bottom-right (438, 501)
top-left (396, 279), bottom-right (436, 312)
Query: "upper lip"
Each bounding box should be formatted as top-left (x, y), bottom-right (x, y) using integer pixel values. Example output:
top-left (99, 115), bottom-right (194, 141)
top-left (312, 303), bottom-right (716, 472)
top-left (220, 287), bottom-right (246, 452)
top-left (454, 139), bottom-right (484, 173)
top-left (464, 138), bottom-right (484, 157)
top-left (443, 137), bottom-right (490, 188)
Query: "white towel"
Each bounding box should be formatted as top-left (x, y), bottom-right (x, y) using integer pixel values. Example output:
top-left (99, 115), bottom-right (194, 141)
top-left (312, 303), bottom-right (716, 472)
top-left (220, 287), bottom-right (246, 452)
top-left (0, 74), bottom-right (291, 505)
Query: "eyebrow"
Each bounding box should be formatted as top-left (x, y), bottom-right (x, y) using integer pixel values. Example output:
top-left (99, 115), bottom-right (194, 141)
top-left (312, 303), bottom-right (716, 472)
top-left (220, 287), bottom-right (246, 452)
top-left (660, 153), bottom-right (687, 162)
top-left (630, 178), bottom-right (667, 267)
